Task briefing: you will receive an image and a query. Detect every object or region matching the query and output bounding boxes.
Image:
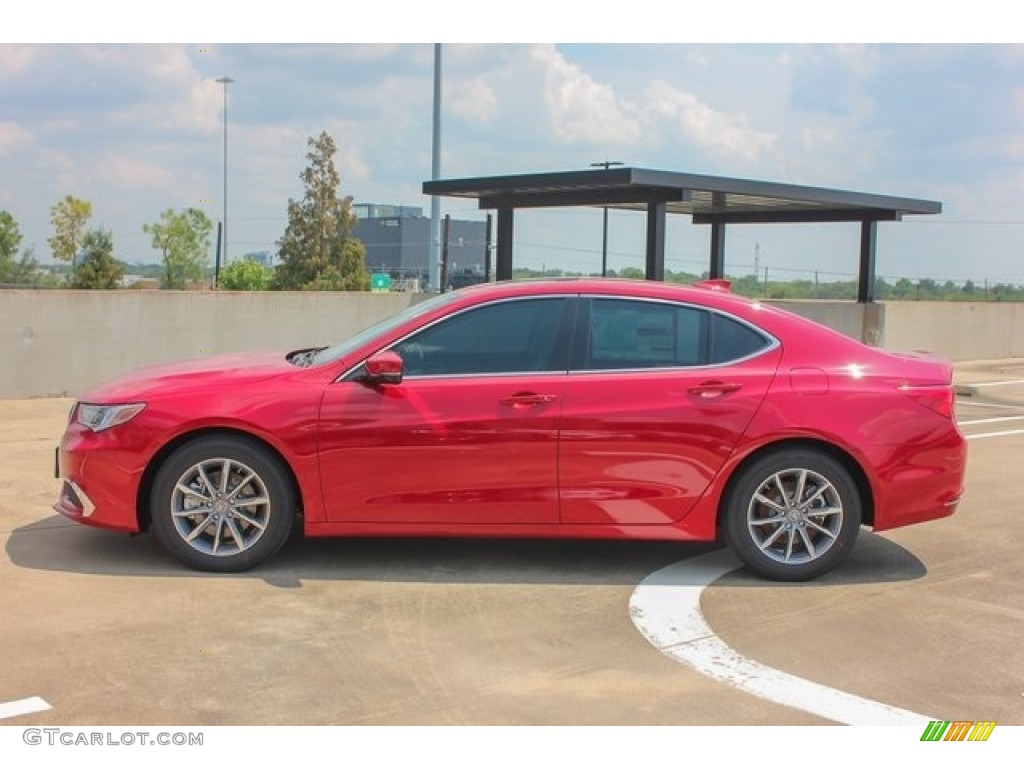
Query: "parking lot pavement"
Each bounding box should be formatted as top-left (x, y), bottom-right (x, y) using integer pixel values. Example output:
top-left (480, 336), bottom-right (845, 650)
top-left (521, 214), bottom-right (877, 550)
top-left (954, 358), bottom-right (1024, 404)
top-left (1, 363), bottom-right (1022, 726)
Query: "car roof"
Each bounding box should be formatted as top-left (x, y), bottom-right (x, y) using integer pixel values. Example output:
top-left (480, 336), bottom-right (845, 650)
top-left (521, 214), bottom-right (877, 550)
top-left (447, 278), bottom-right (865, 354)
top-left (451, 277), bottom-right (762, 312)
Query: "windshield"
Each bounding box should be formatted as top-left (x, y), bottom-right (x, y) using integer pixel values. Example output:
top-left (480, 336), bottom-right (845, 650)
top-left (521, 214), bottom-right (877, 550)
top-left (309, 291), bottom-right (461, 366)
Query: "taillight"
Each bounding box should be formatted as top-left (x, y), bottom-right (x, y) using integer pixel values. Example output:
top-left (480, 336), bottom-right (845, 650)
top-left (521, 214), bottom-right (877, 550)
top-left (901, 384), bottom-right (956, 419)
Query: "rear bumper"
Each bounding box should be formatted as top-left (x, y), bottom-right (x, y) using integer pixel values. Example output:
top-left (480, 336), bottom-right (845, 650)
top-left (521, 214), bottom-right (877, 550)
top-left (867, 430), bottom-right (967, 532)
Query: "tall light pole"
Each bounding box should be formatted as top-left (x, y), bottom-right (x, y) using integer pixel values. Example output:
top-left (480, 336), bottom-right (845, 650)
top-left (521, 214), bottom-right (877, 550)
top-left (216, 76), bottom-right (234, 274)
top-left (590, 160), bottom-right (623, 277)
top-left (430, 44), bottom-right (442, 291)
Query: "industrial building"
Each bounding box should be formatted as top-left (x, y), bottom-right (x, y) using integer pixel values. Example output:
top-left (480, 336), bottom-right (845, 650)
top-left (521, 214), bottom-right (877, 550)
top-left (353, 204), bottom-right (488, 290)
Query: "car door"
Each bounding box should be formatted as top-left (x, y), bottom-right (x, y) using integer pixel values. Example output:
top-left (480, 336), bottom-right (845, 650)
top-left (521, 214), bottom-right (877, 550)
top-left (558, 296), bottom-right (781, 526)
top-left (317, 296), bottom-right (573, 525)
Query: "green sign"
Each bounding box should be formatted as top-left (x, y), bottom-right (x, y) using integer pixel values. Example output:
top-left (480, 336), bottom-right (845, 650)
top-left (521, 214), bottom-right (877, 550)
top-left (370, 273), bottom-right (391, 292)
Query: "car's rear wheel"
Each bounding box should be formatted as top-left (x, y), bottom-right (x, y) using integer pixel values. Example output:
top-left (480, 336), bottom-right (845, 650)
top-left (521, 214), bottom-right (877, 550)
top-left (723, 448), bottom-right (861, 581)
top-left (150, 436), bottom-right (294, 572)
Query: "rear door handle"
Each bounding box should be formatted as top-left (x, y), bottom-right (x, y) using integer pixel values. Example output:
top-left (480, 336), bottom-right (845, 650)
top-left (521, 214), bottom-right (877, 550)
top-left (500, 393), bottom-right (557, 408)
top-left (688, 380), bottom-right (743, 399)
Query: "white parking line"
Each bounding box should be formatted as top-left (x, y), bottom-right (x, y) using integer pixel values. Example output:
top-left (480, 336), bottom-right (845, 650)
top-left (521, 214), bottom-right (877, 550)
top-left (0, 696), bottom-right (51, 721)
top-left (957, 400), bottom-right (1024, 410)
top-left (966, 429), bottom-right (1024, 440)
top-left (958, 415), bottom-right (1024, 426)
top-left (966, 379), bottom-right (1024, 388)
top-left (629, 549), bottom-right (934, 726)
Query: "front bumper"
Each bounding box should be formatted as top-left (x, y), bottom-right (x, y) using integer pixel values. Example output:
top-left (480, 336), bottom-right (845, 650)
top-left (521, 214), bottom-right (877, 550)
top-left (53, 420), bottom-right (151, 533)
top-left (54, 478), bottom-right (96, 520)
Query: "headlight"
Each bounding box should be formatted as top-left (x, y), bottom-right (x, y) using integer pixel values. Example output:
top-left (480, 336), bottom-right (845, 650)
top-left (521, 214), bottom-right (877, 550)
top-left (75, 403), bottom-right (146, 432)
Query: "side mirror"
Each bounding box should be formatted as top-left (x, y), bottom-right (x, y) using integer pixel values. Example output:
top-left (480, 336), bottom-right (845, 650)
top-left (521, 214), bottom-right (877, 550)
top-left (362, 350), bottom-right (404, 386)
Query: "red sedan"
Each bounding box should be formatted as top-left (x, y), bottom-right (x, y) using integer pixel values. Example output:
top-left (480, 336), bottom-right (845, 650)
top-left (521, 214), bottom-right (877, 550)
top-left (54, 279), bottom-right (966, 580)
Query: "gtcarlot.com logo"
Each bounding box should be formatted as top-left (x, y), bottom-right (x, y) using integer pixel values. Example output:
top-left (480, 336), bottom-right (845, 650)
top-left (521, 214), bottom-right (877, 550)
top-left (920, 721), bottom-right (996, 742)
top-left (23, 729), bottom-right (203, 747)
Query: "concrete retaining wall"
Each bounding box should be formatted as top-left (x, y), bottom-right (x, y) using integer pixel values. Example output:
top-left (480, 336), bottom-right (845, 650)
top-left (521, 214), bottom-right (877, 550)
top-left (2, 290), bottom-right (1021, 398)
top-left (881, 301), bottom-right (1024, 361)
top-left (767, 300), bottom-right (884, 346)
top-left (1, 290), bottom-right (419, 398)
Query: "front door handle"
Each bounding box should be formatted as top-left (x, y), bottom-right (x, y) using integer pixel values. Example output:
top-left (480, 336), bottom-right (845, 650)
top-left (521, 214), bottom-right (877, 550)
top-left (688, 380), bottom-right (743, 399)
top-left (500, 393), bottom-right (557, 408)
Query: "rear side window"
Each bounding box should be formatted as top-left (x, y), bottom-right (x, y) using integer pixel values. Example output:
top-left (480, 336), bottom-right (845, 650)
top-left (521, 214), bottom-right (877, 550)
top-left (710, 313), bottom-right (772, 364)
top-left (585, 299), bottom-right (707, 369)
top-left (581, 298), bottom-right (771, 370)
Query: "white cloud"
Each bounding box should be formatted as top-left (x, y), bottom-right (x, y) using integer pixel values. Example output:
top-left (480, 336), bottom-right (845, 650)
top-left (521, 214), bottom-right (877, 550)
top-left (832, 44), bottom-right (881, 77)
top-left (642, 79), bottom-right (776, 165)
top-left (1009, 134), bottom-right (1024, 161)
top-left (96, 155), bottom-right (175, 188)
top-left (111, 46), bottom-right (223, 135)
top-left (0, 44), bottom-right (38, 79)
top-left (326, 124), bottom-right (372, 186)
top-left (685, 50), bottom-right (710, 68)
top-left (35, 148), bottom-right (81, 194)
top-left (449, 77), bottom-right (498, 126)
top-left (0, 122), bottom-right (34, 155)
top-left (530, 45), bottom-right (643, 145)
top-left (247, 123), bottom-right (306, 150)
top-left (937, 167), bottom-right (1024, 221)
top-left (796, 124), bottom-right (838, 152)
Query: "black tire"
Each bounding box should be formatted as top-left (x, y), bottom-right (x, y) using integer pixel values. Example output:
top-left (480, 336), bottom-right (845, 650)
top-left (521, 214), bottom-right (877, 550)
top-left (150, 436), bottom-right (295, 572)
top-left (723, 448), bottom-right (861, 581)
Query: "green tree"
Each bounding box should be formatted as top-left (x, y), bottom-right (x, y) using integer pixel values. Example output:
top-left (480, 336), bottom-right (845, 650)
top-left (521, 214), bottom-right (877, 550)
top-left (0, 210), bottom-right (20, 264)
top-left (1, 210), bottom-right (24, 284)
top-left (728, 274), bottom-right (764, 298)
top-left (917, 277), bottom-right (938, 299)
top-left (71, 229), bottom-right (123, 289)
top-left (873, 276), bottom-right (891, 300)
top-left (0, 210), bottom-right (44, 285)
top-left (48, 196), bottom-right (93, 269)
top-left (274, 131), bottom-right (370, 291)
top-left (890, 277), bottom-right (914, 299)
top-left (220, 259), bottom-right (272, 290)
top-left (143, 208), bottom-right (213, 289)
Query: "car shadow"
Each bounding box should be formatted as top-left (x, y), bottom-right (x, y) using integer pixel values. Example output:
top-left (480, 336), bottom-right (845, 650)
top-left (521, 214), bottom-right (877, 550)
top-left (6, 515), bottom-right (926, 589)
top-left (714, 530), bottom-right (927, 588)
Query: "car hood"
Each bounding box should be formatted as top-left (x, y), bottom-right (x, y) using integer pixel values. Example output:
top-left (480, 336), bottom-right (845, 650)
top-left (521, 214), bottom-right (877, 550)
top-left (79, 350), bottom-right (296, 403)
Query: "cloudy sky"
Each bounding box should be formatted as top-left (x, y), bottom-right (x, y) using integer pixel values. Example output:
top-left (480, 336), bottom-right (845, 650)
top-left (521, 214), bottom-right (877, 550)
top-left (3, 9), bottom-right (1022, 284)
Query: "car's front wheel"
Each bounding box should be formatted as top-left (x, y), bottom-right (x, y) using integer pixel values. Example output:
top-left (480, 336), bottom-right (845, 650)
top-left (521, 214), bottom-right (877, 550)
top-left (723, 448), bottom-right (861, 581)
top-left (150, 436), bottom-right (295, 572)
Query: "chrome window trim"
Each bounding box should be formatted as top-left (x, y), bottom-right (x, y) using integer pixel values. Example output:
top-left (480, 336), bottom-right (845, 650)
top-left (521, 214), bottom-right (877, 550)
top-left (566, 353), bottom-right (776, 375)
top-left (372, 369), bottom-right (571, 382)
top-left (336, 291), bottom-right (780, 382)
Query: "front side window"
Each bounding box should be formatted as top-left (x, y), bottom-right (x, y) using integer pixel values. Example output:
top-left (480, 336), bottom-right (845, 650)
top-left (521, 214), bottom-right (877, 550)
top-left (393, 297), bottom-right (569, 376)
top-left (313, 291), bottom-right (461, 366)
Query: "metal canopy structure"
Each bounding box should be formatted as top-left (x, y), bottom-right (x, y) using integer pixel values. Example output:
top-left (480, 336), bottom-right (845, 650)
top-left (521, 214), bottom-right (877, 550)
top-left (423, 167), bottom-right (941, 302)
